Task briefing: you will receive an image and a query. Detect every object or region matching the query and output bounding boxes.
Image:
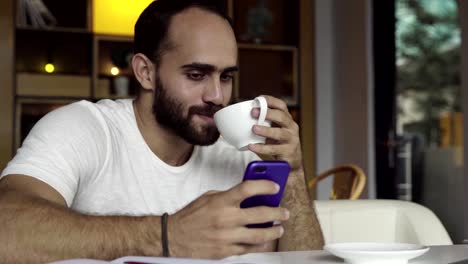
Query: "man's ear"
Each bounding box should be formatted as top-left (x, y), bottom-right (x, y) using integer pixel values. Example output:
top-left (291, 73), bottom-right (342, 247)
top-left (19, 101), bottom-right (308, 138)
top-left (132, 53), bottom-right (155, 91)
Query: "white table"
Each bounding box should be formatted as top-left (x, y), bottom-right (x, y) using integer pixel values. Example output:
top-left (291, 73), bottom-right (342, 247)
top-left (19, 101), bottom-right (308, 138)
top-left (53, 245), bottom-right (468, 264)
top-left (226, 245), bottom-right (468, 264)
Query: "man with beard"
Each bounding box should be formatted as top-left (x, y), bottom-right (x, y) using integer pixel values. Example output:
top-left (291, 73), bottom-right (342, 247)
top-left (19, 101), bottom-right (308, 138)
top-left (0, 0), bottom-right (324, 262)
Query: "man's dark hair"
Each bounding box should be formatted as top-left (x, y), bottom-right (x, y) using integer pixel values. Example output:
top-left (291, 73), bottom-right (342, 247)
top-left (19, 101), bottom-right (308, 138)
top-left (134, 0), bottom-right (232, 66)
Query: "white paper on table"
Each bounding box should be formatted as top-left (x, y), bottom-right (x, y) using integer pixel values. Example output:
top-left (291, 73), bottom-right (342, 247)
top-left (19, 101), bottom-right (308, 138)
top-left (223, 253), bottom-right (281, 264)
top-left (50, 257), bottom-right (221, 264)
top-left (49, 254), bottom-right (274, 264)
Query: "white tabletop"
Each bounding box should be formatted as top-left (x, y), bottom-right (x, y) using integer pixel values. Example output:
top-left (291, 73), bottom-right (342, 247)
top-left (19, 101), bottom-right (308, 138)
top-left (226, 245), bottom-right (468, 264)
top-left (52, 245), bottom-right (468, 264)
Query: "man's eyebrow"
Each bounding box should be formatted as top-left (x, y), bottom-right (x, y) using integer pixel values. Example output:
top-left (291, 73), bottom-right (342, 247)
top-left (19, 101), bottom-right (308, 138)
top-left (181, 63), bottom-right (238, 73)
top-left (223, 66), bottom-right (239, 73)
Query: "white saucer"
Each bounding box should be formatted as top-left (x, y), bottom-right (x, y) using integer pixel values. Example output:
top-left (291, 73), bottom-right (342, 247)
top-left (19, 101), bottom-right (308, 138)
top-left (324, 242), bottom-right (430, 264)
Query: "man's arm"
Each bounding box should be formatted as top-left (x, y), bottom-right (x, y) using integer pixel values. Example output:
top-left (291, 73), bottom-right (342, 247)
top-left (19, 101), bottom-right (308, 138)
top-left (0, 174), bottom-right (288, 262)
top-left (278, 168), bottom-right (324, 250)
top-left (249, 95), bottom-right (325, 250)
top-left (0, 175), bottom-right (163, 263)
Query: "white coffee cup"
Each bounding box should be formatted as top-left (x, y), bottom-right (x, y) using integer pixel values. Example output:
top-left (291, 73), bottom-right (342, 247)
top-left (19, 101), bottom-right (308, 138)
top-left (214, 96), bottom-right (271, 150)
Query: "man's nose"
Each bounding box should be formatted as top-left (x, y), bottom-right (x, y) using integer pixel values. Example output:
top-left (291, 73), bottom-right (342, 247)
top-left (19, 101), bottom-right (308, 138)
top-left (203, 77), bottom-right (224, 105)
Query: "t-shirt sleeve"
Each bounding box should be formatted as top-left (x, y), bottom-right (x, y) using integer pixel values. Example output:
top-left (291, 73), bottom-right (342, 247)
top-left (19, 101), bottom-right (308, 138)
top-left (1, 101), bottom-right (108, 207)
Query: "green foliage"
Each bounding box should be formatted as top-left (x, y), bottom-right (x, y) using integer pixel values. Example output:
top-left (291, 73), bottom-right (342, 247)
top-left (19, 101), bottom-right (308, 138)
top-left (396, 0), bottom-right (460, 144)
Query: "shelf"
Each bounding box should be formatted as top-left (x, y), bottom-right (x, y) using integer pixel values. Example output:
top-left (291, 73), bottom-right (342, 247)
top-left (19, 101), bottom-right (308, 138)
top-left (94, 35), bottom-right (133, 42)
top-left (95, 76), bottom-right (138, 98)
top-left (93, 95), bottom-right (135, 100)
top-left (95, 38), bottom-right (133, 76)
top-left (16, 29), bottom-right (92, 75)
top-left (16, 73), bottom-right (91, 97)
top-left (16, 26), bottom-right (90, 34)
top-left (93, 36), bottom-right (135, 99)
top-left (98, 73), bottom-right (134, 78)
top-left (16, 95), bottom-right (90, 101)
top-left (235, 45), bottom-right (298, 106)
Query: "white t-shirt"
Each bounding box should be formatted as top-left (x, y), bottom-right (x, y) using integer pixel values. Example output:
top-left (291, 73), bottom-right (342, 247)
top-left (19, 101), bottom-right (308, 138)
top-left (1, 99), bottom-right (259, 216)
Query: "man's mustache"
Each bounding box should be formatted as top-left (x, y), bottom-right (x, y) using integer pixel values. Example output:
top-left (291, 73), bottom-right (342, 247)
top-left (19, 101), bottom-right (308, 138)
top-left (189, 104), bottom-right (223, 117)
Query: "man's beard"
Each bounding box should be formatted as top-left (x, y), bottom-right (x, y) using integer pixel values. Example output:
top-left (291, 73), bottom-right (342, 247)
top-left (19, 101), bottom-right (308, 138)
top-left (152, 76), bottom-right (222, 146)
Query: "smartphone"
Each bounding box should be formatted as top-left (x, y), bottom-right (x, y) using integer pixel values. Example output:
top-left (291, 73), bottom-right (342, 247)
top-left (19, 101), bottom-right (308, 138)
top-left (240, 160), bottom-right (291, 228)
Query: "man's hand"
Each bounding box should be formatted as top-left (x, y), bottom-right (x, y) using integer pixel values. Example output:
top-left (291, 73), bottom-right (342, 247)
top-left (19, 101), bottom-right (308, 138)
top-left (247, 95), bottom-right (325, 251)
top-left (168, 180), bottom-right (290, 259)
top-left (248, 95), bottom-right (303, 171)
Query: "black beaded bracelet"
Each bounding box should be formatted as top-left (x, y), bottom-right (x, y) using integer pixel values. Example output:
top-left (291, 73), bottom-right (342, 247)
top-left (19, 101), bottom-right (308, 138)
top-left (161, 212), bottom-right (170, 257)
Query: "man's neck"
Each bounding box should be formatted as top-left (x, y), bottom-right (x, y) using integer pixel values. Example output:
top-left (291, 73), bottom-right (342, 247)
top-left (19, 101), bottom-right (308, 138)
top-left (133, 98), bottom-right (194, 167)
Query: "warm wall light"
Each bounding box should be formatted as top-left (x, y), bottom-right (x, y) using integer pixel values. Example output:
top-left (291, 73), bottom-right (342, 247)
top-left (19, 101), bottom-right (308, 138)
top-left (93, 0), bottom-right (153, 36)
top-left (44, 63), bottom-right (55, 73)
top-left (111, 67), bottom-right (120, 76)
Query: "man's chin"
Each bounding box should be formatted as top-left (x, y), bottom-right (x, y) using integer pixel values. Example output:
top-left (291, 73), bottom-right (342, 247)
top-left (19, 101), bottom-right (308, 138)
top-left (195, 139), bottom-right (219, 146)
top-left (184, 127), bottom-right (220, 146)
top-left (184, 135), bottom-right (220, 146)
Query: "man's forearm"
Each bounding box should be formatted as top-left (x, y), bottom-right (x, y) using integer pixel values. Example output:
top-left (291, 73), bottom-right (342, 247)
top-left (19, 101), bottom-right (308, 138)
top-left (0, 189), bottom-right (162, 263)
top-left (278, 168), bottom-right (324, 251)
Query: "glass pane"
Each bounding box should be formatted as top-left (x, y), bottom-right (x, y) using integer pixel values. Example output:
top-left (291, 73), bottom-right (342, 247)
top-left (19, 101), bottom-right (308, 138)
top-left (396, 0), bottom-right (464, 242)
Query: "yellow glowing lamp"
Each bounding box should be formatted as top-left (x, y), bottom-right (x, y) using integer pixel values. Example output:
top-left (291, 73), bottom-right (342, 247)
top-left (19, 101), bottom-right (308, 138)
top-left (110, 66), bottom-right (120, 76)
top-left (44, 63), bottom-right (55, 73)
top-left (93, 0), bottom-right (153, 36)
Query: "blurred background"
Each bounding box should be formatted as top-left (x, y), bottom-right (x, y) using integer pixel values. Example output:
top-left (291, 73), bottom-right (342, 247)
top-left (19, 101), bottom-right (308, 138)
top-left (0, 0), bottom-right (467, 244)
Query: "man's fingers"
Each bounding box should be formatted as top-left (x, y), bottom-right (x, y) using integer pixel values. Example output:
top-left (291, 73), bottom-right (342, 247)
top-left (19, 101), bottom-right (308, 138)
top-left (252, 125), bottom-right (292, 143)
top-left (260, 95), bottom-right (290, 113)
top-left (227, 180), bottom-right (280, 204)
top-left (248, 143), bottom-right (284, 158)
top-left (251, 108), bottom-right (295, 129)
top-left (266, 108), bottom-right (295, 128)
top-left (239, 206), bottom-right (290, 226)
top-left (206, 243), bottom-right (250, 259)
top-left (227, 225), bottom-right (284, 245)
top-left (244, 242), bottom-right (276, 253)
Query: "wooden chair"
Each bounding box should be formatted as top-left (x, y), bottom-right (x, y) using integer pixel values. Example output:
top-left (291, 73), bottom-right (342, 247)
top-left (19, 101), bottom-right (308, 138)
top-left (308, 164), bottom-right (366, 200)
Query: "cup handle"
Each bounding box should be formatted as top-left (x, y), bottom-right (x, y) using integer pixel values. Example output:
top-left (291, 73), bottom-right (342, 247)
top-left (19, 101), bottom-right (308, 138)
top-left (254, 96), bottom-right (268, 125)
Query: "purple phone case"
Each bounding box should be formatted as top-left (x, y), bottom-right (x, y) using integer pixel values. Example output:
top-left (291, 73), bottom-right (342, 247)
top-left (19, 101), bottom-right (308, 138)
top-left (240, 160), bottom-right (291, 228)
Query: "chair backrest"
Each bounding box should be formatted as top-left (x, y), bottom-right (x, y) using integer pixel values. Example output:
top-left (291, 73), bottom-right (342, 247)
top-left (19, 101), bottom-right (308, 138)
top-left (308, 164), bottom-right (366, 200)
top-left (314, 199), bottom-right (453, 246)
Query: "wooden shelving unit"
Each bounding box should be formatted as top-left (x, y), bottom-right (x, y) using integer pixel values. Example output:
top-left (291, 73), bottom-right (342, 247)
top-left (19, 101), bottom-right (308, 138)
top-left (93, 35), bottom-right (135, 99)
top-left (13, 0), bottom-right (93, 149)
top-left (11, 0), bottom-right (312, 167)
top-left (0, 0), bottom-right (15, 170)
top-left (236, 43), bottom-right (298, 106)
